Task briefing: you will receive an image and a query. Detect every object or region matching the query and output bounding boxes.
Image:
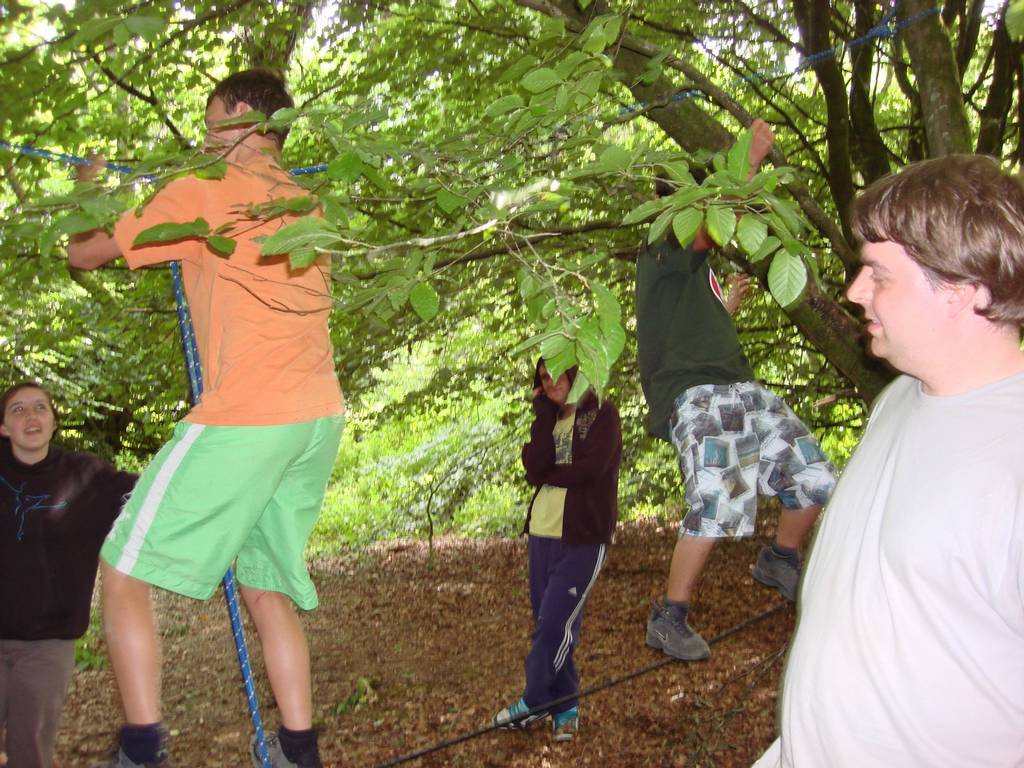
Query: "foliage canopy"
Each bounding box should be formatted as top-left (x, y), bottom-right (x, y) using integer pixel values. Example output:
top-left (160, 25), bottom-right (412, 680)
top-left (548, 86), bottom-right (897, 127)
top-left (1, 0), bottom-right (1018, 541)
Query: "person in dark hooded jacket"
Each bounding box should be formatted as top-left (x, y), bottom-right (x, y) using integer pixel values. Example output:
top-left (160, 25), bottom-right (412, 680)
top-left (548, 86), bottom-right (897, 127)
top-left (0, 382), bottom-right (136, 768)
top-left (492, 359), bottom-right (621, 742)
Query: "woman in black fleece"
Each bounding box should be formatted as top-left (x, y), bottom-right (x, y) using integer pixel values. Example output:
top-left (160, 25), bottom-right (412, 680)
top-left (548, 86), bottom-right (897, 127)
top-left (0, 382), bottom-right (136, 768)
top-left (493, 359), bottom-right (621, 742)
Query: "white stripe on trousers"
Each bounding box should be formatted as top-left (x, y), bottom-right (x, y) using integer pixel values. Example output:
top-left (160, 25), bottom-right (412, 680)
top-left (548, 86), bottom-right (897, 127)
top-left (553, 543), bottom-right (606, 672)
top-left (114, 423), bottom-right (206, 574)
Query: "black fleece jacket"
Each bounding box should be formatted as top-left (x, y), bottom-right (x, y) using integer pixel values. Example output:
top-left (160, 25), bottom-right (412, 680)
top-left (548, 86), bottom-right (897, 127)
top-left (521, 387), bottom-right (622, 545)
top-left (0, 442), bottom-right (137, 640)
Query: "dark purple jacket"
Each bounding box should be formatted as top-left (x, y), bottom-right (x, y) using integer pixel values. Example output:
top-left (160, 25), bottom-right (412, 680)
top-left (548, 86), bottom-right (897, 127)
top-left (521, 371), bottom-right (622, 545)
top-left (0, 442), bottom-right (136, 640)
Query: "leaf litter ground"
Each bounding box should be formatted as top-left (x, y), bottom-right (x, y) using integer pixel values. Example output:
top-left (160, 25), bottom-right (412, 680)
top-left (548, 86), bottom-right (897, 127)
top-left (52, 517), bottom-right (791, 767)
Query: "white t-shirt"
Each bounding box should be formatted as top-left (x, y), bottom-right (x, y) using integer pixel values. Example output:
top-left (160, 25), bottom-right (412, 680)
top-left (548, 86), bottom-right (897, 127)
top-left (756, 373), bottom-right (1024, 767)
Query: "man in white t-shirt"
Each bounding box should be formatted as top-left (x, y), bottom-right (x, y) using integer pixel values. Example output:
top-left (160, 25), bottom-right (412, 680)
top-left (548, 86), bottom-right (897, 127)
top-left (755, 154), bottom-right (1024, 767)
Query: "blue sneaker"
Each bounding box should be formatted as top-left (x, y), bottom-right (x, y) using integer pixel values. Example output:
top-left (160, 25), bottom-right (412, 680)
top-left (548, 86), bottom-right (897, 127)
top-left (552, 707), bottom-right (579, 742)
top-left (493, 697), bottom-right (547, 729)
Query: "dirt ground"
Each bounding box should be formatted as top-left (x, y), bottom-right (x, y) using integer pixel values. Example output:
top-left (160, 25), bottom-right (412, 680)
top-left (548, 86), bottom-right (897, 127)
top-left (49, 518), bottom-right (793, 768)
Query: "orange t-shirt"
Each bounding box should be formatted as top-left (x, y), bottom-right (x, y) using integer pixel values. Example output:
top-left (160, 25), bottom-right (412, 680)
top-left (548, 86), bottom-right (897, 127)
top-left (113, 153), bottom-right (344, 426)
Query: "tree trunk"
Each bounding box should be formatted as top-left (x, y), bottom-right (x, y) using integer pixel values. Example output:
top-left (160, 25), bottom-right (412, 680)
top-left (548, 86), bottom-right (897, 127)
top-left (896, 0), bottom-right (972, 156)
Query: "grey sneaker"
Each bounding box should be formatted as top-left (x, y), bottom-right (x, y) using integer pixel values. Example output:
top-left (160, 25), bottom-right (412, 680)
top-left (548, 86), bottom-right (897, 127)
top-left (92, 750), bottom-right (169, 768)
top-left (493, 697), bottom-right (547, 729)
top-left (251, 731), bottom-right (322, 768)
top-left (645, 601), bottom-right (710, 660)
top-left (752, 545), bottom-right (800, 602)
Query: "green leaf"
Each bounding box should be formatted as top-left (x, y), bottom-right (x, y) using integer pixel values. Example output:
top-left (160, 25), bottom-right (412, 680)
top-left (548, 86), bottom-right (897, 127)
top-left (576, 321), bottom-right (610, 390)
top-left (767, 249), bottom-right (807, 308)
top-left (518, 268), bottom-right (539, 300)
top-left (206, 235), bottom-right (237, 257)
top-left (667, 187), bottom-right (712, 208)
top-left (208, 110), bottom-right (266, 129)
top-left (538, 15), bottom-right (565, 41)
top-left (260, 217), bottom-right (338, 257)
top-left (736, 214), bottom-right (768, 255)
top-left (193, 159), bottom-right (228, 180)
top-left (750, 235), bottom-right (781, 263)
top-left (658, 161), bottom-right (695, 186)
top-left (40, 223), bottom-right (62, 259)
top-left (539, 332), bottom-right (574, 377)
top-left (327, 152), bottom-right (364, 183)
top-left (521, 68), bottom-right (562, 94)
top-left (764, 195), bottom-right (803, 237)
top-left (283, 196), bottom-right (318, 213)
top-left (500, 55), bottom-right (539, 84)
top-left (578, 70), bottom-right (602, 99)
top-left (71, 18), bottom-right (120, 46)
top-left (567, 369), bottom-right (592, 403)
top-left (512, 330), bottom-right (559, 355)
top-left (269, 107), bottom-right (300, 125)
top-left (602, 320), bottom-right (626, 364)
top-left (290, 247), bottom-right (319, 269)
top-left (133, 218), bottom-right (210, 246)
top-left (361, 166), bottom-right (388, 190)
top-left (592, 282), bottom-right (621, 330)
top-left (727, 129), bottom-right (753, 181)
top-left (705, 205), bottom-right (736, 246)
top-left (598, 145), bottom-right (631, 172)
top-left (554, 51), bottom-right (589, 79)
top-left (124, 14), bottom-right (166, 41)
top-left (582, 16), bottom-right (619, 53)
top-left (526, 293), bottom-right (548, 324)
top-left (601, 16), bottom-right (623, 46)
top-left (409, 282), bottom-right (440, 321)
top-left (436, 188), bottom-right (470, 214)
top-left (622, 198), bottom-right (669, 225)
top-left (113, 22), bottom-right (129, 46)
top-left (484, 94), bottom-right (524, 118)
top-left (545, 343), bottom-right (577, 382)
top-left (321, 196), bottom-right (349, 229)
top-left (55, 211), bottom-right (102, 237)
top-left (647, 207), bottom-right (676, 244)
top-left (671, 208), bottom-right (703, 246)
top-left (554, 84), bottom-right (569, 114)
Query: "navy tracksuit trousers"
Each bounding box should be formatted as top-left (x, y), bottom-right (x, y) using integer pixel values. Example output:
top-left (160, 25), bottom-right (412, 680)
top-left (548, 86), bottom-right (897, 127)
top-left (523, 535), bottom-right (606, 716)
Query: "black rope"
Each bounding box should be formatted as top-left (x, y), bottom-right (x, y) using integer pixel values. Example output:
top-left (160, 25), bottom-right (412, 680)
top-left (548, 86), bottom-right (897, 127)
top-left (370, 600), bottom-right (789, 768)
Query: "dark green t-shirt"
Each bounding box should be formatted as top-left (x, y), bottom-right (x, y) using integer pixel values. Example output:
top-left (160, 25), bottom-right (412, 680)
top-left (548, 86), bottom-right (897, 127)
top-left (636, 238), bottom-right (754, 441)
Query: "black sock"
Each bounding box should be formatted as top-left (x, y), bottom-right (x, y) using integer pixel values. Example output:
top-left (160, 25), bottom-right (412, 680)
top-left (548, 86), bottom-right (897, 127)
top-left (663, 596), bottom-right (689, 620)
top-left (120, 723), bottom-right (166, 764)
top-left (770, 543), bottom-right (801, 565)
top-left (279, 726), bottom-right (320, 767)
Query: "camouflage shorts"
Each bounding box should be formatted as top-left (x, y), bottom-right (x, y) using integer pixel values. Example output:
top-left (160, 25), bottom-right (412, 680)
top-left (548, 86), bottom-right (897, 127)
top-left (669, 382), bottom-right (836, 539)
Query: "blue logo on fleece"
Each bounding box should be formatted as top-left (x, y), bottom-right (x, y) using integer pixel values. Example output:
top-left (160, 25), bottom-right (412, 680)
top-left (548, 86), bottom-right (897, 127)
top-left (0, 473), bottom-right (67, 541)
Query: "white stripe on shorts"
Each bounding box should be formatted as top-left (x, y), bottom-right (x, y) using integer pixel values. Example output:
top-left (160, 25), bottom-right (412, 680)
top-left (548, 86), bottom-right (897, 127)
top-left (553, 544), bottom-right (606, 672)
top-left (114, 423), bottom-right (206, 574)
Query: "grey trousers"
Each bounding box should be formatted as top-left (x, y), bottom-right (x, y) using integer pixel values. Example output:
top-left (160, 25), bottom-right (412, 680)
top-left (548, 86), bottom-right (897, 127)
top-left (0, 638), bottom-right (76, 768)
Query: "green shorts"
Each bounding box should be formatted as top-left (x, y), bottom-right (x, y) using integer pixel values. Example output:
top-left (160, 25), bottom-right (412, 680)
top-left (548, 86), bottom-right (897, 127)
top-left (101, 415), bottom-right (344, 609)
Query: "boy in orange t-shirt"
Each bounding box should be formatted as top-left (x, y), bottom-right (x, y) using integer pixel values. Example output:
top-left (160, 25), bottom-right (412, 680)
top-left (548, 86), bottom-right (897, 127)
top-left (68, 70), bottom-right (343, 768)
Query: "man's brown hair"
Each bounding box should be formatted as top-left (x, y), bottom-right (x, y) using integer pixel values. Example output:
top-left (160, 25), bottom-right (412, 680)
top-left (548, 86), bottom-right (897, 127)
top-left (850, 154), bottom-right (1024, 326)
top-left (207, 69), bottom-right (294, 148)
